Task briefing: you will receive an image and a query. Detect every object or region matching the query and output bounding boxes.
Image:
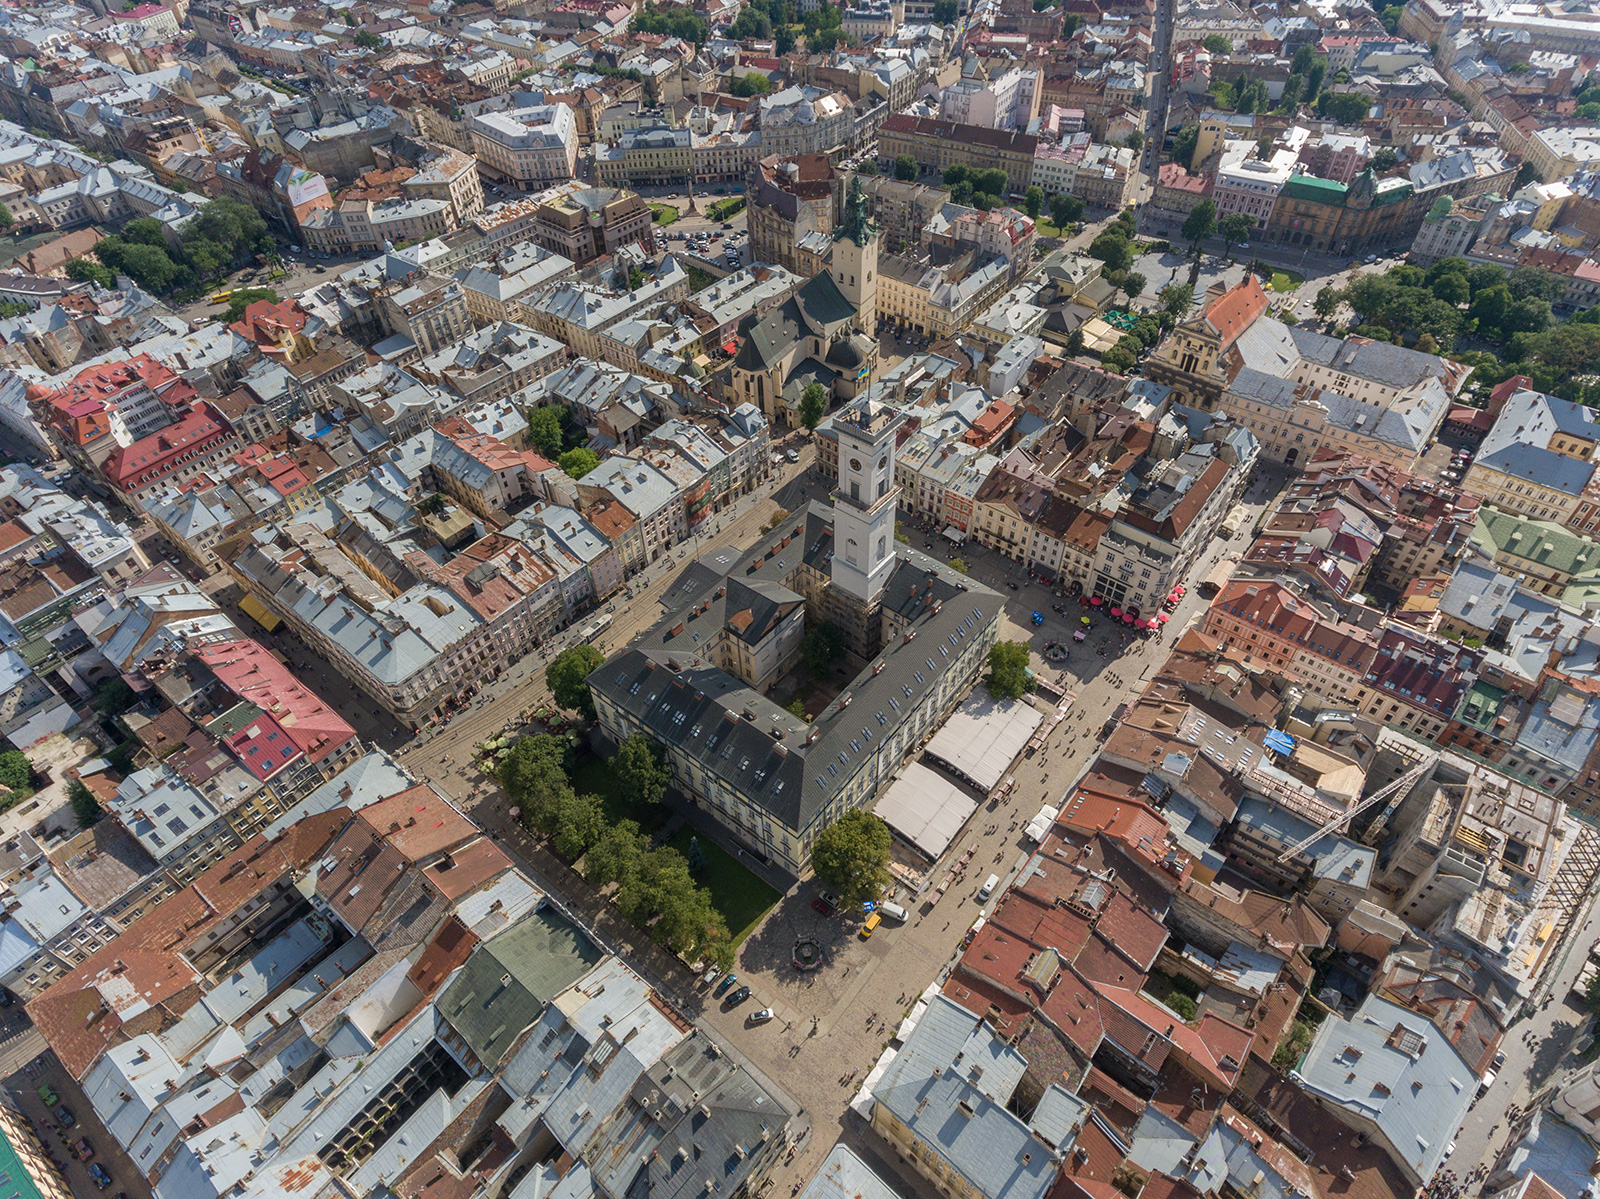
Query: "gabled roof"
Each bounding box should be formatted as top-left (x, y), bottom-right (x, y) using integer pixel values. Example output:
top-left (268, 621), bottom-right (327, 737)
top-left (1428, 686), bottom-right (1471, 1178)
top-left (1203, 276), bottom-right (1270, 351)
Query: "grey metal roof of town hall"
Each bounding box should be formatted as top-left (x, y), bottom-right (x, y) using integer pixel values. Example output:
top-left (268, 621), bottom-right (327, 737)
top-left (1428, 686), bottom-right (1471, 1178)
top-left (589, 499), bottom-right (1001, 832)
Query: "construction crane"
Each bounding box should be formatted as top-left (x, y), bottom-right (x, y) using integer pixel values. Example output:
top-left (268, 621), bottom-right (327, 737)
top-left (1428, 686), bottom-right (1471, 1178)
top-left (1274, 755), bottom-right (1435, 864)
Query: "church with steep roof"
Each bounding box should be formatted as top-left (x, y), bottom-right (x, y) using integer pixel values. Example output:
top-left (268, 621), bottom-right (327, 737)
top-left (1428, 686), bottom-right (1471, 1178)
top-left (729, 178), bottom-right (881, 428)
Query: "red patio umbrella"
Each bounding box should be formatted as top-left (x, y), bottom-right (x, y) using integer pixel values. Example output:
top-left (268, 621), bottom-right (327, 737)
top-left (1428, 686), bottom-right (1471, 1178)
top-left (1122, 613), bottom-right (1134, 623)
top-left (1157, 612), bottom-right (1169, 623)
top-left (1089, 596), bottom-right (1103, 606)
top-left (1110, 606), bottom-right (1122, 617)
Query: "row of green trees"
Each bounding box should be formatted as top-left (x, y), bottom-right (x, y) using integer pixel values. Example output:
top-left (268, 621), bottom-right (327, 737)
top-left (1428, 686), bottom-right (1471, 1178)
top-left (728, 0), bottom-right (847, 54)
top-left (940, 163), bottom-right (1012, 211)
top-left (1180, 198), bottom-right (1254, 260)
top-left (499, 730), bottom-right (737, 968)
top-left (67, 197), bottom-right (273, 294)
top-left (534, 645), bottom-right (902, 924)
top-left (631, 2), bottom-right (709, 47)
top-left (1312, 258), bottom-right (1565, 353)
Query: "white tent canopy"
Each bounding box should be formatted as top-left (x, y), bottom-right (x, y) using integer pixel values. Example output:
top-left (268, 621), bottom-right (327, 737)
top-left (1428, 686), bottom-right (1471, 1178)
top-left (923, 693), bottom-right (1044, 791)
top-left (874, 762), bottom-right (978, 860)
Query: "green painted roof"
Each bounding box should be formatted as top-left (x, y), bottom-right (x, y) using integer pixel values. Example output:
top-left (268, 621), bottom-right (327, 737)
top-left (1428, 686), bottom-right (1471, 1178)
top-left (1456, 680), bottom-right (1507, 733)
top-left (438, 907), bottom-right (601, 1068)
top-left (0, 1116), bottom-right (52, 1199)
top-left (1280, 174), bottom-right (1349, 204)
top-left (1372, 178), bottom-right (1414, 205)
top-left (206, 701), bottom-right (265, 738)
top-left (1473, 506), bottom-right (1600, 576)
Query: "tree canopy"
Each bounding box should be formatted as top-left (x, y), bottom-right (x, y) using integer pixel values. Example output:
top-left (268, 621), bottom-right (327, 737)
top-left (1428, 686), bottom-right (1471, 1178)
top-left (1182, 198), bottom-right (1217, 253)
top-left (893, 154), bottom-right (917, 182)
top-left (1316, 90), bottom-right (1369, 123)
top-left (800, 381), bottom-right (828, 430)
top-left (613, 733), bottom-right (670, 809)
top-left (1218, 212), bottom-right (1254, 255)
top-left (546, 645), bottom-right (605, 719)
top-left (985, 641), bottom-right (1032, 699)
top-left (0, 751), bottom-right (30, 794)
top-left (66, 257), bottom-right (114, 289)
top-left (527, 405), bottom-right (566, 457)
top-left (631, 2), bottom-right (709, 45)
top-left (1050, 192), bottom-right (1084, 228)
top-left (1088, 227), bottom-right (1134, 274)
top-left (499, 732), bottom-right (576, 800)
top-left (559, 447), bottom-right (600, 478)
top-left (730, 72), bottom-right (773, 96)
top-left (68, 778), bottom-right (103, 829)
top-left (810, 810), bottom-right (893, 905)
top-left (803, 622), bottom-right (845, 675)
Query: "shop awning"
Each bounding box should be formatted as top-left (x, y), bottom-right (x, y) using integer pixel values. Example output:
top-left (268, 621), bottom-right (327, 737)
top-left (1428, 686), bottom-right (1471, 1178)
top-left (941, 525), bottom-right (968, 543)
top-left (238, 593), bottom-right (281, 632)
top-left (722, 338), bottom-right (737, 354)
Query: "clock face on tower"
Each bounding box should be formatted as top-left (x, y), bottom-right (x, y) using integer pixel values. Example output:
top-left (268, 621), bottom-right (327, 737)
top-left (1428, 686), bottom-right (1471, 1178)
top-left (850, 458), bottom-right (862, 471)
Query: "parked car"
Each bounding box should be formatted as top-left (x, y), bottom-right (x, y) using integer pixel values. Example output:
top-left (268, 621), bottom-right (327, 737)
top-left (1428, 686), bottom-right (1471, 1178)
top-left (702, 967), bottom-right (720, 987)
top-left (88, 1164), bottom-right (111, 1190)
top-left (786, 449), bottom-right (800, 463)
top-left (36, 1084), bottom-right (57, 1106)
top-left (748, 1008), bottom-right (775, 1024)
top-left (725, 985), bottom-right (751, 1006)
top-left (75, 1138), bottom-right (93, 1161)
top-left (55, 1106), bottom-right (75, 1129)
top-left (714, 973), bottom-right (737, 998)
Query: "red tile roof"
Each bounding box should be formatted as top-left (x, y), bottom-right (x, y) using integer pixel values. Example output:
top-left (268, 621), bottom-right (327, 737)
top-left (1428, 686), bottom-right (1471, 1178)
top-left (193, 638), bottom-right (356, 764)
top-left (1204, 276), bottom-right (1271, 350)
top-left (361, 784), bottom-right (478, 862)
top-left (103, 403), bottom-right (235, 492)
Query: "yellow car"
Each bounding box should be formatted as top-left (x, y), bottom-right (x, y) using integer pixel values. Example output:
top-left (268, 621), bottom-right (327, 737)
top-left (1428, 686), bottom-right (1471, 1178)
top-left (860, 912), bottom-right (882, 939)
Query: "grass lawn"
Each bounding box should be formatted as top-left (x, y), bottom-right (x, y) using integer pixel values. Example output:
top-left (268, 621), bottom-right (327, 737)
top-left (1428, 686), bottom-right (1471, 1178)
top-left (1270, 270), bottom-right (1303, 292)
top-left (669, 826), bottom-right (780, 944)
top-left (570, 755), bottom-right (671, 834)
top-left (1035, 218), bottom-right (1065, 238)
top-left (684, 264), bottom-right (716, 294)
top-left (650, 204), bottom-right (678, 226)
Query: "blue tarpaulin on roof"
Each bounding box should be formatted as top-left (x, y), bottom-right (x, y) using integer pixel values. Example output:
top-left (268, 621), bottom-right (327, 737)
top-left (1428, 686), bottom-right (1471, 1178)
top-left (1263, 730), bottom-right (1296, 755)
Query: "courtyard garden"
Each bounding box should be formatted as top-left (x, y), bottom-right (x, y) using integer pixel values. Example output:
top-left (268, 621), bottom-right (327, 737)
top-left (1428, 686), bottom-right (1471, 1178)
top-left (668, 827), bottom-right (780, 944)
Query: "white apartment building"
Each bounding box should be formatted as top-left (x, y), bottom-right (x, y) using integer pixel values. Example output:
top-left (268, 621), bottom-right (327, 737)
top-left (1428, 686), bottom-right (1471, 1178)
top-left (1212, 143), bottom-right (1297, 233)
top-left (759, 87), bottom-right (855, 158)
top-left (470, 102), bottom-right (579, 189)
top-left (938, 68), bottom-right (1040, 132)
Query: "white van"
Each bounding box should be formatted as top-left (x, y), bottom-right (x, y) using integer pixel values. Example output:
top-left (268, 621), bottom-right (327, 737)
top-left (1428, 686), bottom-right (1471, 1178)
top-left (879, 902), bottom-right (908, 923)
top-left (978, 873), bottom-right (1000, 901)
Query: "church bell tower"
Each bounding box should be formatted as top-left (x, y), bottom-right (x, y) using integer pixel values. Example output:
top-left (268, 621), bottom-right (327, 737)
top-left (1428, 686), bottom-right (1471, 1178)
top-left (834, 176), bottom-right (879, 338)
